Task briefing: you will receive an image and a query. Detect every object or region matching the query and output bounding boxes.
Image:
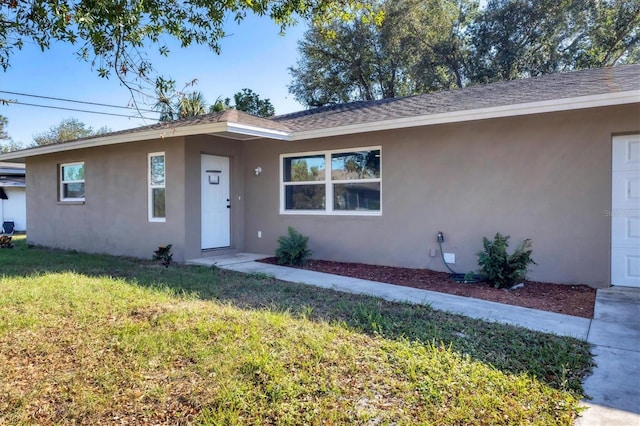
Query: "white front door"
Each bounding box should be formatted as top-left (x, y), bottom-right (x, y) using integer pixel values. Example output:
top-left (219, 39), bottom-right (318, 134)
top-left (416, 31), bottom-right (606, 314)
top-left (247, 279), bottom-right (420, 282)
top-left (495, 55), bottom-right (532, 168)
top-left (611, 134), bottom-right (640, 287)
top-left (201, 154), bottom-right (231, 249)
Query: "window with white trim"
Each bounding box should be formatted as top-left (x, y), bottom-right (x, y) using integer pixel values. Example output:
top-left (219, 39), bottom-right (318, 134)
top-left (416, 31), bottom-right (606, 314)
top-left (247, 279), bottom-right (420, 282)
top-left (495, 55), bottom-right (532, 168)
top-left (148, 152), bottom-right (166, 222)
top-left (60, 162), bottom-right (85, 202)
top-left (281, 147), bottom-right (381, 215)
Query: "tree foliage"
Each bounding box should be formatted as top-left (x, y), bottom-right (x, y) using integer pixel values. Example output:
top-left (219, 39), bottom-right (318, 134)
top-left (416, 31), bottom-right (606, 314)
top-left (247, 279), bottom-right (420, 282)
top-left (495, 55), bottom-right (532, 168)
top-left (0, 114), bottom-right (22, 153)
top-left (232, 88), bottom-right (275, 117)
top-left (1, 0), bottom-right (372, 105)
top-left (289, 0), bottom-right (640, 107)
top-left (156, 88), bottom-right (275, 121)
top-left (289, 0), bottom-right (477, 106)
top-left (176, 91), bottom-right (208, 119)
top-left (0, 115), bottom-right (8, 141)
top-left (468, 0), bottom-right (640, 83)
top-left (32, 118), bottom-right (111, 146)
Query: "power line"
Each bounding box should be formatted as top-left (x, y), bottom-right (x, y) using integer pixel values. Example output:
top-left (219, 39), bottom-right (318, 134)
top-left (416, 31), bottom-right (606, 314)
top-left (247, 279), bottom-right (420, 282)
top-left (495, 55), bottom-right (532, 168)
top-left (0, 90), bottom-right (158, 113)
top-left (8, 100), bottom-right (157, 120)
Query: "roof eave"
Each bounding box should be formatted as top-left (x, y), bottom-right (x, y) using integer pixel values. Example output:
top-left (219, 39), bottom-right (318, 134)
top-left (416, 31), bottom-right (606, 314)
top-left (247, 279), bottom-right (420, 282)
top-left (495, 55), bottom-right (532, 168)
top-left (225, 122), bottom-right (292, 141)
top-left (0, 89), bottom-right (636, 163)
top-left (0, 121), bottom-right (292, 162)
top-left (290, 90), bottom-right (640, 141)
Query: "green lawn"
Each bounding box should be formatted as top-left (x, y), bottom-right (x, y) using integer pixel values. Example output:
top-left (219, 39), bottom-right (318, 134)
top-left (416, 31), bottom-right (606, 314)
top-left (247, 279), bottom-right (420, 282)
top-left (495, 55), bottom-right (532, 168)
top-left (0, 237), bottom-right (592, 424)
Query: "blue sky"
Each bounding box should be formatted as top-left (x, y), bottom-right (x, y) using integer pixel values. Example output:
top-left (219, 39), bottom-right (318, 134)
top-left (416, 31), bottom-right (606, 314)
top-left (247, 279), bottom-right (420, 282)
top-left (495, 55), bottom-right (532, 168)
top-left (0, 14), bottom-right (307, 146)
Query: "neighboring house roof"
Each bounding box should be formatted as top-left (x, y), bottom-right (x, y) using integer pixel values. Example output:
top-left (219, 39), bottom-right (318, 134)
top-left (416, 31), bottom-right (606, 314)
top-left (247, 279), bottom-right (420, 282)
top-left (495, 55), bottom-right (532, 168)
top-left (0, 64), bottom-right (638, 163)
top-left (0, 175), bottom-right (25, 188)
top-left (0, 163), bottom-right (25, 188)
top-left (0, 163), bottom-right (26, 175)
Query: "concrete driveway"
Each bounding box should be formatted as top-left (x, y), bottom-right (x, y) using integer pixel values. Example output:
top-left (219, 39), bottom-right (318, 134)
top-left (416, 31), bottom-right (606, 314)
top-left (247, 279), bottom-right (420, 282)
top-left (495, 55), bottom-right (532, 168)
top-left (576, 286), bottom-right (640, 425)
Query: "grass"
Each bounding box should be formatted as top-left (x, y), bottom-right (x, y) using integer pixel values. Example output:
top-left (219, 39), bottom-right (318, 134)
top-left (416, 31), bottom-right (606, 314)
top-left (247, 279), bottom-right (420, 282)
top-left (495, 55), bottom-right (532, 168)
top-left (0, 236), bottom-right (593, 424)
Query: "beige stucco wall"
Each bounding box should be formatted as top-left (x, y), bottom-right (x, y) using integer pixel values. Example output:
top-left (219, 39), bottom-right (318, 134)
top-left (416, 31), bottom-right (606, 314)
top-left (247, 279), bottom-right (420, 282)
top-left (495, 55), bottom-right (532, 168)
top-left (26, 138), bottom-right (188, 261)
top-left (243, 104), bottom-right (640, 287)
top-left (23, 103), bottom-right (639, 287)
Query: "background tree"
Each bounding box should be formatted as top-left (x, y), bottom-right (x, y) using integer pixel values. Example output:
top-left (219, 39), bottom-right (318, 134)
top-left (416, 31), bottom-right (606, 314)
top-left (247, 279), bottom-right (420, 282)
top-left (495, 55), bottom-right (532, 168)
top-left (176, 91), bottom-right (208, 119)
top-left (0, 115), bottom-right (9, 141)
top-left (289, 0), bottom-right (477, 106)
top-left (569, 0), bottom-right (640, 68)
top-left (232, 88), bottom-right (276, 117)
top-left (209, 97), bottom-right (232, 113)
top-left (467, 0), bottom-right (640, 83)
top-left (156, 88), bottom-right (274, 121)
top-left (154, 93), bottom-right (175, 122)
top-left (32, 118), bottom-right (111, 146)
top-left (0, 0), bottom-right (372, 109)
top-left (289, 0), bottom-right (640, 107)
top-left (0, 114), bottom-right (23, 153)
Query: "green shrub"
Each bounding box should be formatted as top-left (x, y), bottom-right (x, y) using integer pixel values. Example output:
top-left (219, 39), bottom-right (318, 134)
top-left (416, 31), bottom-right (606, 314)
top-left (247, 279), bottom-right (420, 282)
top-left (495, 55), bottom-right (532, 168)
top-left (276, 227), bottom-right (313, 266)
top-left (0, 235), bottom-right (13, 248)
top-left (152, 244), bottom-right (173, 268)
top-left (477, 233), bottom-right (535, 289)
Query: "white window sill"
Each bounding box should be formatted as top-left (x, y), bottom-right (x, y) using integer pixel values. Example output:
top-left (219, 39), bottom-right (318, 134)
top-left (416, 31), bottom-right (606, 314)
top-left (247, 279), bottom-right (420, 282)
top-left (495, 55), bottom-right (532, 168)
top-left (280, 210), bottom-right (382, 216)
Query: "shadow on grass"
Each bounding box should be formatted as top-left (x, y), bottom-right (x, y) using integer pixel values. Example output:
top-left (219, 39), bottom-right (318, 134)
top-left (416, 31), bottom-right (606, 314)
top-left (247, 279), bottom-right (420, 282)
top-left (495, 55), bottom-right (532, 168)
top-left (0, 237), bottom-right (593, 394)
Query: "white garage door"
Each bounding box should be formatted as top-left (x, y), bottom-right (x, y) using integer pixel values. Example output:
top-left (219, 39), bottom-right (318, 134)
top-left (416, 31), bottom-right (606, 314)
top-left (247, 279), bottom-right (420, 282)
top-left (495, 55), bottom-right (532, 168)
top-left (611, 134), bottom-right (640, 287)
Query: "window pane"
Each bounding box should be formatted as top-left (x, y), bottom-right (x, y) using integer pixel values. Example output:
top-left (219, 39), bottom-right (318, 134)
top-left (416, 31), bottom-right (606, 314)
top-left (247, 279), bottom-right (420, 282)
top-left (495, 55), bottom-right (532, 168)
top-left (150, 155), bottom-right (165, 186)
top-left (333, 182), bottom-right (380, 211)
top-left (331, 150), bottom-right (380, 180)
top-left (285, 185), bottom-right (325, 210)
top-left (63, 183), bottom-right (85, 199)
top-left (62, 164), bottom-right (85, 181)
top-left (152, 188), bottom-right (166, 218)
top-left (284, 155), bottom-right (325, 182)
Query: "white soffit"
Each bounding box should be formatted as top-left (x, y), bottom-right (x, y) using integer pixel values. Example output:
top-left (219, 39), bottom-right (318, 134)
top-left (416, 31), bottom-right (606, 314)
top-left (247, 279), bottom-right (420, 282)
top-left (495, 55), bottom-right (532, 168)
top-left (224, 122), bottom-right (291, 140)
top-left (290, 90), bottom-right (640, 141)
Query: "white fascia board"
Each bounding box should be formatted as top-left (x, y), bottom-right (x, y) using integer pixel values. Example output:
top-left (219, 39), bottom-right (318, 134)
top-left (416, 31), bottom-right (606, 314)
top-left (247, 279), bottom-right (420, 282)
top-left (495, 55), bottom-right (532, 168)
top-left (225, 122), bottom-right (291, 140)
top-left (0, 120), bottom-right (291, 161)
top-left (0, 122), bottom-right (226, 161)
top-left (290, 90), bottom-right (640, 141)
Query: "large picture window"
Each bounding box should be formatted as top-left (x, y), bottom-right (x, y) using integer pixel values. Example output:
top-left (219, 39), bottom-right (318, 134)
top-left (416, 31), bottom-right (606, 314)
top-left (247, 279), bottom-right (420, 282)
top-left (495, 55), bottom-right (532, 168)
top-left (60, 162), bottom-right (85, 202)
top-left (148, 152), bottom-right (166, 222)
top-left (281, 147), bottom-right (381, 215)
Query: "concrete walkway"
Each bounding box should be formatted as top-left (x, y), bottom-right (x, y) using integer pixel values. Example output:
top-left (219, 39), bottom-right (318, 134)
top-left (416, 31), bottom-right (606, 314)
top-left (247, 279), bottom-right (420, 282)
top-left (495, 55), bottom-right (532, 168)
top-left (187, 253), bottom-right (640, 425)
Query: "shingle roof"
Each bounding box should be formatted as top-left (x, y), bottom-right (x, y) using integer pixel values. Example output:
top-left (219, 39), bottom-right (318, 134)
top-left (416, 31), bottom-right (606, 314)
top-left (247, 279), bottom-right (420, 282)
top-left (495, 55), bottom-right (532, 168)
top-left (76, 64), bottom-right (640, 141)
top-left (0, 176), bottom-right (25, 187)
top-left (0, 166), bottom-right (25, 176)
top-left (73, 109), bottom-right (292, 142)
top-left (0, 64), bottom-right (637, 163)
top-left (273, 64), bottom-right (640, 132)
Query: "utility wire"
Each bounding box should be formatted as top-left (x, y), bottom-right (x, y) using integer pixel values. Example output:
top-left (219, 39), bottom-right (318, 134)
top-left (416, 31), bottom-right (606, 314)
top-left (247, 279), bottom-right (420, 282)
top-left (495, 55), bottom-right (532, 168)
top-left (9, 100), bottom-right (157, 120)
top-left (0, 90), bottom-right (158, 113)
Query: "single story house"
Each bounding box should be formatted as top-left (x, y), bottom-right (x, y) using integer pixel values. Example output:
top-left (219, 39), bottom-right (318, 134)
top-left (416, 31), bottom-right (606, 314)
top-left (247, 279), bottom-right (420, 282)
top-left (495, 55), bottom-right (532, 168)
top-left (0, 65), bottom-right (638, 288)
top-left (0, 162), bottom-right (26, 232)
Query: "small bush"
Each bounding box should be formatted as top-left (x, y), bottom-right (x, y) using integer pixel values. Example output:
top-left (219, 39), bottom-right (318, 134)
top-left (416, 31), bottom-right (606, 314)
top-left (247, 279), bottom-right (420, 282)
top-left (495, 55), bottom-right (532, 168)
top-left (0, 235), bottom-right (13, 248)
top-left (152, 244), bottom-right (173, 268)
top-left (276, 227), bottom-right (313, 266)
top-left (477, 233), bottom-right (535, 289)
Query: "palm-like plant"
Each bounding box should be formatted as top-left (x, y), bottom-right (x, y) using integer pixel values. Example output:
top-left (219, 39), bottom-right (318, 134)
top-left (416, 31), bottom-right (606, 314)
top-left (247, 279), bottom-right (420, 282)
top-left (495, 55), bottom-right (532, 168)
top-left (176, 91), bottom-right (208, 119)
top-left (154, 94), bottom-right (175, 122)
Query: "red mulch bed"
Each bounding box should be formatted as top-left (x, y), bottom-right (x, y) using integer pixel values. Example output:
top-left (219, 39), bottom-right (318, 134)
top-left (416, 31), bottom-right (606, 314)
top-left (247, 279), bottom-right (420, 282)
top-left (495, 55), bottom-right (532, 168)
top-left (258, 258), bottom-right (596, 318)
